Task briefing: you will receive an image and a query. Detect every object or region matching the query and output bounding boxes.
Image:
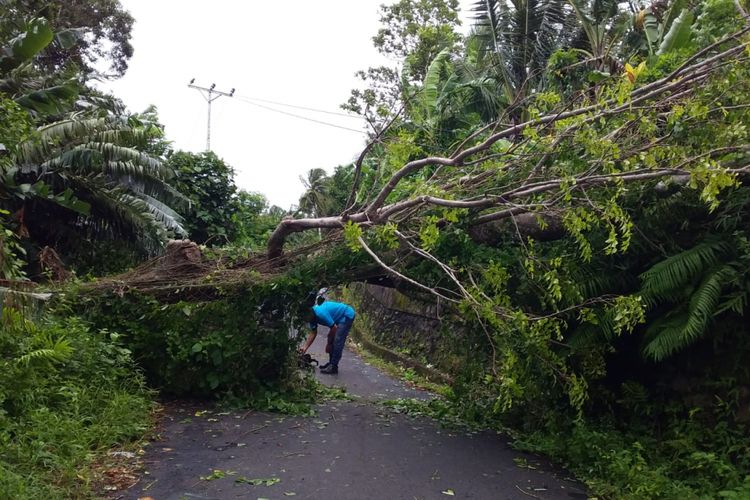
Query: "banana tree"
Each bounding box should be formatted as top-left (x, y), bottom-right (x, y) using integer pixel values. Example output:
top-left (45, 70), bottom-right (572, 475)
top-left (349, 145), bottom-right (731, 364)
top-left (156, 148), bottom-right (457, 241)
top-left (402, 47), bottom-right (454, 139)
top-left (400, 42), bottom-right (513, 148)
top-left (634, 0), bottom-right (695, 56)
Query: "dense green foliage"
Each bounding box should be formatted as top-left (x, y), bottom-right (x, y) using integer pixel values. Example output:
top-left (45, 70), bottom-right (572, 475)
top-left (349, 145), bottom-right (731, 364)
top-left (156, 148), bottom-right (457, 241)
top-left (0, 307), bottom-right (152, 498)
top-left (0, 14), bottom-right (280, 273)
top-left (232, 190), bottom-right (284, 250)
top-left (0, 13), bottom-right (190, 274)
top-left (76, 245), bottom-right (369, 398)
top-left (167, 151), bottom-right (239, 245)
top-left (82, 289), bottom-right (296, 397)
top-left (162, 150), bottom-right (289, 249)
top-left (0, 5), bottom-right (178, 497)
top-left (2, 0), bottom-right (135, 77)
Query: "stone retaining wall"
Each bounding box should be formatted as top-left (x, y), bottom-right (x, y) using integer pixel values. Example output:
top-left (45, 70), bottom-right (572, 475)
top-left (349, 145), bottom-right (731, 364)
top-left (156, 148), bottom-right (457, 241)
top-left (343, 283), bottom-right (464, 376)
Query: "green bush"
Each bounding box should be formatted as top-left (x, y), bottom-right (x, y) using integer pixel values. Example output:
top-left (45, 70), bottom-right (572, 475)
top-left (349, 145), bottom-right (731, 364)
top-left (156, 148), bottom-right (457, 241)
top-left (77, 290), bottom-right (292, 397)
top-left (0, 308), bottom-right (152, 499)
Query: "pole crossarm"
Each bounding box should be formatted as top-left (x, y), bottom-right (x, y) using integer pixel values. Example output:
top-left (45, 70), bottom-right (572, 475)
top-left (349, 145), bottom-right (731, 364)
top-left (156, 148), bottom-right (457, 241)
top-left (188, 80), bottom-right (235, 151)
top-left (188, 83), bottom-right (235, 100)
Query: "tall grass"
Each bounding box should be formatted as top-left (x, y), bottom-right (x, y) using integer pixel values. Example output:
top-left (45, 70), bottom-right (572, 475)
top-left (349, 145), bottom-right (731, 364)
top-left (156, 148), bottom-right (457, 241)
top-left (0, 309), bottom-right (153, 499)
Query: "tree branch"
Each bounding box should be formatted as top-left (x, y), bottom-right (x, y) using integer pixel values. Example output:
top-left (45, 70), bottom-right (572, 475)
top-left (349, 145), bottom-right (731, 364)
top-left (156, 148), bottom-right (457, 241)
top-left (265, 31), bottom-right (750, 259)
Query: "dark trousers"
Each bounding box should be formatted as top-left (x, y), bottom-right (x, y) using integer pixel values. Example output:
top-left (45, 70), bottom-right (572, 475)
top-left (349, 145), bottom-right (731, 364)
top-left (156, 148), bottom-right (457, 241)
top-left (330, 317), bottom-right (354, 367)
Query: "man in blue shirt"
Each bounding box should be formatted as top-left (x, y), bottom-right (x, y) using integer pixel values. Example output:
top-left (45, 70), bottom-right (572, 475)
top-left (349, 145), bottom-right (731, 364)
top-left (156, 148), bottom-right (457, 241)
top-left (299, 298), bottom-right (356, 375)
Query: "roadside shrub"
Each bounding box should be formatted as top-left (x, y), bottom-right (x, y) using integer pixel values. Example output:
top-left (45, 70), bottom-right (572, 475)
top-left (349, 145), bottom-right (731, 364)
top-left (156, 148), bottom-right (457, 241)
top-left (77, 290), bottom-right (288, 397)
top-left (0, 308), bottom-right (152, 499)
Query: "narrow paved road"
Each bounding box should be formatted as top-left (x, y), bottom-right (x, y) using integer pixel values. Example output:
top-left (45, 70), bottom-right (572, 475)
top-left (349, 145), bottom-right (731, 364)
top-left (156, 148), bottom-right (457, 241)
top-left (124, 335), bottom-right (586, 500)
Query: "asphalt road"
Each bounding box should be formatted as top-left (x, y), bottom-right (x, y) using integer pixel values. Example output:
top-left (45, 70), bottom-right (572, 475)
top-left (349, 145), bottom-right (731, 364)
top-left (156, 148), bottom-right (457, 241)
top-left (123, 334), bottom-right (587, 500)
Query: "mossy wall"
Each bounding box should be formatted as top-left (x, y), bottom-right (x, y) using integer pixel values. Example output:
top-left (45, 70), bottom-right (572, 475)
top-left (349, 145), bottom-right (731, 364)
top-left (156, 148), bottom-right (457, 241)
top-left (343, 283), bottom-right (466, 376)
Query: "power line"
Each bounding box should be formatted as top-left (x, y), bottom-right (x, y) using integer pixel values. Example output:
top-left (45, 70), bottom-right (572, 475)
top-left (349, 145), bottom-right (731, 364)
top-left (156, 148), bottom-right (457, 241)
top-left (236, 97), bottom-right (367, 134)
top-left (233, 93), bottom-right (364, 119)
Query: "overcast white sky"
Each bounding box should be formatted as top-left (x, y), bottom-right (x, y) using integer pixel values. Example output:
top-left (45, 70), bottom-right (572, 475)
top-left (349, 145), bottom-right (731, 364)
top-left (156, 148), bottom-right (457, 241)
top-left (101, 0), bottom-right (474, 210)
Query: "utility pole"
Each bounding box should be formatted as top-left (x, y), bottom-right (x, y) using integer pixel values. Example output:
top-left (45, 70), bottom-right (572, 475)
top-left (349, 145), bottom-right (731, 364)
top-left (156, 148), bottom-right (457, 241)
top-left (187, 79), bottom-right (235, 151)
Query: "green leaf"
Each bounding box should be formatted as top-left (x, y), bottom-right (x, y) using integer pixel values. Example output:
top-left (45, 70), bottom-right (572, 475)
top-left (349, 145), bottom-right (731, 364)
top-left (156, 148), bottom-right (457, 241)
top-left (657, 10), bottom-right (694, 55)
top-left (235, 477), bottom-right (281, 486)
top-left (8, 18), bottom-right (54, 60)
top-left (587, 70), bottom-right (610, 83)
top-left (343, 221), bottom-right (363, 252)
top-left (642, 13), bottom-right (660, 54)
top-left (419, 216), bottom-right (440, 251)
top-left (199, 469), bottom-right (234, 480)
top-left (15, 84), bottom-right (79, 115)
top-left (422, 48), bottom-right (452, 116)
top-left (51, 188), bottom-right (91, 215)
top-left (662, 0), bottom-right (688, 35)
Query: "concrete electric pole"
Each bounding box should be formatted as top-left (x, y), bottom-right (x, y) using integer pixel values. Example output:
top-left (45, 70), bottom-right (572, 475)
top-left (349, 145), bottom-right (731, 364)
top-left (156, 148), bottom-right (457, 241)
top-left (188, 79), bottom-right (235, 151)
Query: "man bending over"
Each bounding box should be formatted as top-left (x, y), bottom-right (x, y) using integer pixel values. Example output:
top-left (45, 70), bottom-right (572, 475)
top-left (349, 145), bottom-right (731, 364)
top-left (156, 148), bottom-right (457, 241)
top-left (300, 298), bottom-right (356, 375)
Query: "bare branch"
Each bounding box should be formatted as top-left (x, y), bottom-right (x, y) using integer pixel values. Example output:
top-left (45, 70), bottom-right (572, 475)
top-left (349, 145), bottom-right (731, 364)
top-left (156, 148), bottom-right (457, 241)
top-left (343, 106), bottom-right (403, 214)
top-left (356, 235), bottom-right (461, 303)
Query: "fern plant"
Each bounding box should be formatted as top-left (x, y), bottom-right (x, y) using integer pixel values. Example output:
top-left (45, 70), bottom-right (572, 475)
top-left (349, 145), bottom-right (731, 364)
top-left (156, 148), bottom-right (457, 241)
top-left (16, 334), bottom-right (73, 366)
top-left (1, 308), bottom-right (74, 366)
top-left (638, 236), bottom-right (750, 360)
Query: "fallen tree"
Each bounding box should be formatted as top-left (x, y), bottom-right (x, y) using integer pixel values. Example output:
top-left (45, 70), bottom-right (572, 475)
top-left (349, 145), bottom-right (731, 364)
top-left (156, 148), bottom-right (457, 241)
top-left (256, 15), bottom-right (750, 415)
top-left (84, 5), bottom-right (750, 419)
top-left (65, 5), bottom-right (750, 497)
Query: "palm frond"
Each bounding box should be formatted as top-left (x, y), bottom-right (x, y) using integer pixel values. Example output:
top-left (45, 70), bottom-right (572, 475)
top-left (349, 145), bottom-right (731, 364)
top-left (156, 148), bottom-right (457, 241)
top-left (62, 179), bottom-right (175, 250)
top-left (471, 0), bottom-right (574, 97)
top-left (90, 127), bottom-right (152, 149)
top-left (18, 117), bottom-right (113, 164)
top-left (471, 0), bottom-right (503, 55)
top-left (11, 110), bottom-right (185, 251)
top-left (77, 142), bottom-right (169, 178)
top-left (43, 151), bottom-right (152, 179)
top-left (144, 179), bottom-right (190, 212)
top-left (101, 189), bottom-right (176, 237)
top-left (714, 289), bottom-right (749, 316)
top-left (132, 192), bottom-right (187, 236)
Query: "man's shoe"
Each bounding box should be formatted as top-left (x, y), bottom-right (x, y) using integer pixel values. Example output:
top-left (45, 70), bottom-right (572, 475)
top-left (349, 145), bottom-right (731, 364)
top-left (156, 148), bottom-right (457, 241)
top-left (319, 362), bottom-right (330, 370)
top-left (320, 364), bottom-right (338, 375)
